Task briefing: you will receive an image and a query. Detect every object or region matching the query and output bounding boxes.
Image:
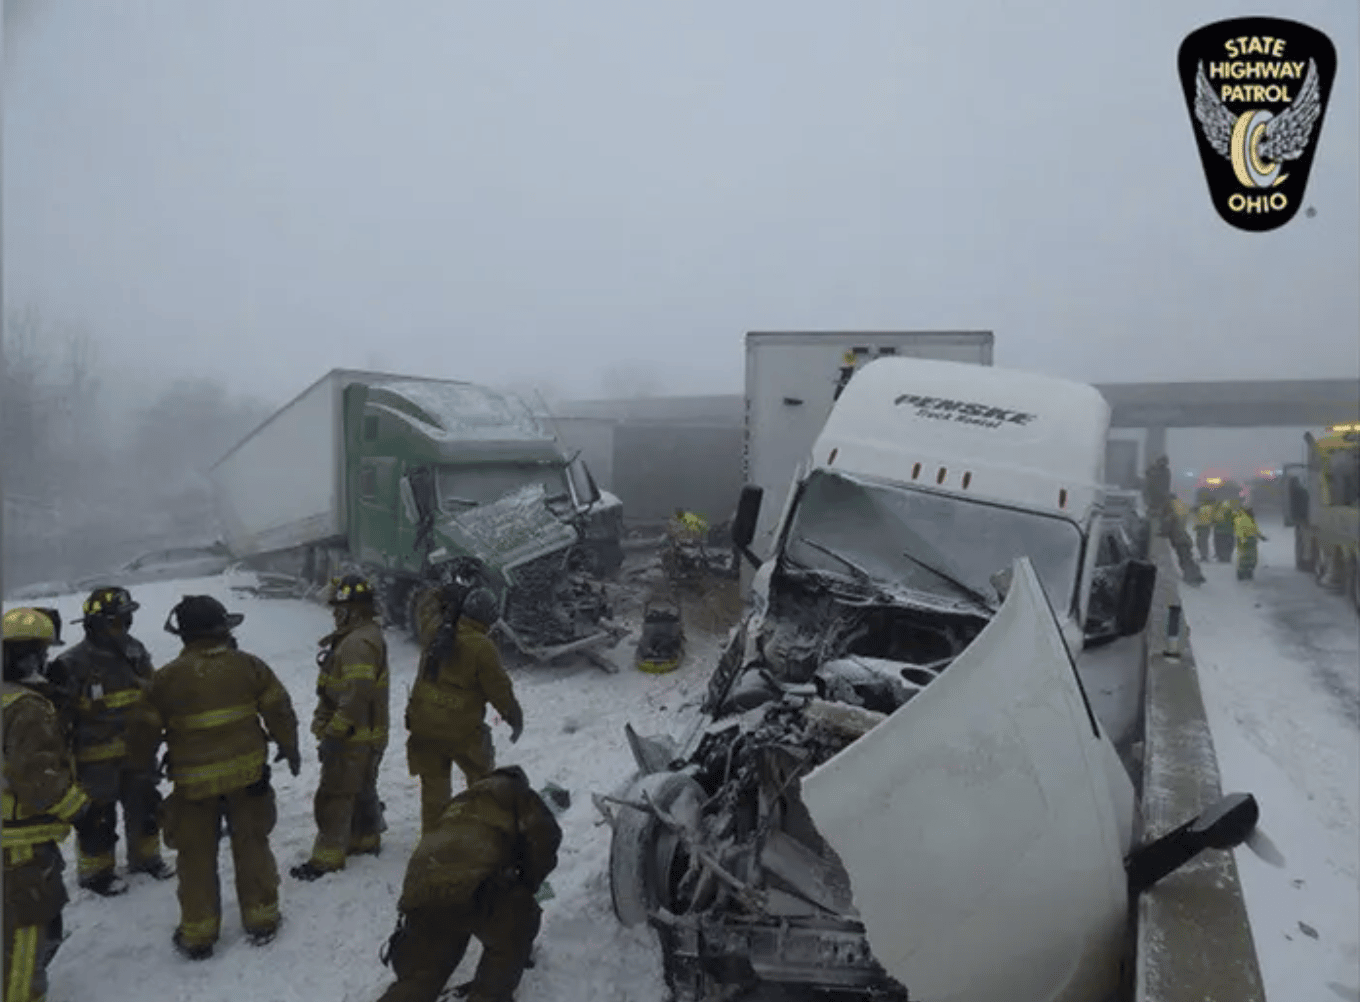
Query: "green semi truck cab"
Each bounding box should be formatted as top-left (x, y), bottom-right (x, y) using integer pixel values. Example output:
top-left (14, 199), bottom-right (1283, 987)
top-left (211, 369), bottom-right (626, 662)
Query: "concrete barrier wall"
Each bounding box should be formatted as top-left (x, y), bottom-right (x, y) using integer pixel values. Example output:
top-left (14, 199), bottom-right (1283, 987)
top-left (1134, 539), bottom-right (1265, 1001)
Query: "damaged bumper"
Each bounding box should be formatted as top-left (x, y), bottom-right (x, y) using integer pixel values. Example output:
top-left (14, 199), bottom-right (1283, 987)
top-left (604, 558), bottom-right (1136, 1002)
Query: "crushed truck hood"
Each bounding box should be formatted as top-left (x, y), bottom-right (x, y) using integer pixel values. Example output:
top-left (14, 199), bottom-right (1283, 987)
top-left (437, 484), bottom-right (578, 571)
top-left (801, 557), bottom-right (1130, 1002)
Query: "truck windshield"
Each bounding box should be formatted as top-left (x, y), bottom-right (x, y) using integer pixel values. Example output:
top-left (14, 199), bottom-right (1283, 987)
top-left (782, 469), bottom-right (1084, 614)
top-left (437, 464), bottom-right (572, 511)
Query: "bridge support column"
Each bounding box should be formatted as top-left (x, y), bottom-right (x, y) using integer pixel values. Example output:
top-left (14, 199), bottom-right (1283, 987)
top-left (1145, 426), bottom-right (1167, 465)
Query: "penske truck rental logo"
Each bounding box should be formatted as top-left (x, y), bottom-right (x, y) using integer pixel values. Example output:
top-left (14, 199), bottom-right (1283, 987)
top-left (894, 393), bottom-right (1036, 430)
top-left (1178, 17), bottom-right (1336, 232)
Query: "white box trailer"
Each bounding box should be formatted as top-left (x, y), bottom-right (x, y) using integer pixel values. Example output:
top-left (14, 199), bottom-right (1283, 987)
top-left (744, 331), bottom-right (994, 569)
top-left (210, 369), bottom-right (357, 559)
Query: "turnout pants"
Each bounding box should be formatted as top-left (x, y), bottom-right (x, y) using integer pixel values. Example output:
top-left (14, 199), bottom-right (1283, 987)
top-left (3, 843), bottom-right (66, 1002)
top-left (162, 776), bottom-right (280, 949)
top-left (406, 727), bottom-right (495, 834)
top-left (307, 743), bottom-right (380, 871)
top-left (74, 761), bottom-right (164, 882)
top-left (1213, 527), bottom-right (1235, 562)
top-left (1237, 538), bottom-right (1259, 580)
top-left (378, 884), bottom-right (541, 1002)
top-left (350, 747), bottom-right (386, 855)
top-left (1194, 525), bottom-right (1211, 561)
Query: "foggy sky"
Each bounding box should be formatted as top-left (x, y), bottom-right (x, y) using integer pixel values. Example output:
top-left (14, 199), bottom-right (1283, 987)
top-left (4, 0), bottom-right (1359, 479)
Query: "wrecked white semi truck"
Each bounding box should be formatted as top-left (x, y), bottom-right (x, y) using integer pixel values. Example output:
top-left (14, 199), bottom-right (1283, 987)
top-left (601, 357), bottom-right (1255, 1001)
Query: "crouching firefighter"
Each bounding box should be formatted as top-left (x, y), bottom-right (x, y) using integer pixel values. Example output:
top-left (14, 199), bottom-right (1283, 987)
top-left (406, 585), bottom-right (523, 834)
top-left (377, 765), bottom-right (562, 1002)
top-left (148, 596), bottom-right (302, 959)
top-left (3, 608), bottom-right (92, 1002)
top-left (292, 574), bottom-right (390, 881)
top-left (47, 586), bottom-right (172, 897)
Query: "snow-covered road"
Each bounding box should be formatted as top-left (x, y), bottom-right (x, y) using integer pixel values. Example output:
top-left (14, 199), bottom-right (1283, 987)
top-left (6, 570), bottom-right (723, 1002)
top-left (1181, 522), bottom-right (1360, 1002)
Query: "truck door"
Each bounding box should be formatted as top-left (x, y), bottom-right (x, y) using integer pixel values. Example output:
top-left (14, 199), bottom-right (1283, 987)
top-left (355, 457), bottom-right (400, 567)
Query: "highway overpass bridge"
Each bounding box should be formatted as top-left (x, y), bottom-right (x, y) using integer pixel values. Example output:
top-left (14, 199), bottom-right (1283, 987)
top-left (1100, 379), bottom-right (1360, 458)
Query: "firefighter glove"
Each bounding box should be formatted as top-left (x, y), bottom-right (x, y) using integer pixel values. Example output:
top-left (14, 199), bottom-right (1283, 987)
top-left (275, 744), bottom-right (301, 777)
top-left (319, 735), bottom-right (343, 764)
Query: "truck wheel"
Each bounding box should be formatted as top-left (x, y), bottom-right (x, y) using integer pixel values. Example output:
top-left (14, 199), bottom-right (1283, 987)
top-left (379, 577), bottom-right (414, 631)
top-left (1313, 545), bottom-right (1329, 587)
top-left (1294, 529), bottom-right (1312, 572)
top-left (608, 771), bottom-right (707, 927)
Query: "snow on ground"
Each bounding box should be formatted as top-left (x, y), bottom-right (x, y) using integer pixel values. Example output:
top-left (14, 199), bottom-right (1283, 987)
top-left (6, 567), bottom-right (729, 1002)
top-left (1181, 522), bottom-right (1360, 1002)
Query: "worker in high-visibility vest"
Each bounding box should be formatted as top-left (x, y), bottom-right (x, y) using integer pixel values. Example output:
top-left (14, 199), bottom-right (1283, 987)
top-left (1192, 499), bottom-right (1216, 562)
top-left (1212, 499), bottom-right (1238, 563)
top-left (1234, 506), bottom-right (1269, 581)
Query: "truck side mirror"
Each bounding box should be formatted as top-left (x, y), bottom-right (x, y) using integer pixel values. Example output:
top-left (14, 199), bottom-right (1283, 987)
top-left (731, 485), bottom-right (765, 569)
top-left (1116, 559), bottom-right (1157, 636)
top-left (1126, 792), bottom-right (1259, 895)
top-left (732, 486), bottom-right (763, 549)
top-left (577, 458), bottom-right (602, 506)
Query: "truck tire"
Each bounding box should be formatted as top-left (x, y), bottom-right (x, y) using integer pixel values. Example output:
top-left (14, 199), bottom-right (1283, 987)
top-left (608, 771), bottom-right (707, 927)
top-left (1314, 546), bottom-right (1332, 589)
top-left (379, 577), bottom-right (415, 632)
top-left (1294, 528), bottom-right (1312, 572)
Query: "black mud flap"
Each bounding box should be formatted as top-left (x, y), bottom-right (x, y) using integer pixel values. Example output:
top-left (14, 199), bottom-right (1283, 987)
top-left (1116, 559), bottom-right (1158, 636)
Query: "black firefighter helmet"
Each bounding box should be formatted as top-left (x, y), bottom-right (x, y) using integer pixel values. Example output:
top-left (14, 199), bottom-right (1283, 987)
top-left (164, 595), bottom-right (244, 638)
top-left (79, 586), bottom-right (139, 627)
top-left (327, 573), bottom-right (376, 607)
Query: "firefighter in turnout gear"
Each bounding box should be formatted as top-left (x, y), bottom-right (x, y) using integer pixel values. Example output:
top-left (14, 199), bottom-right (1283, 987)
top-left (291, 574), bottom-right (390, 881)
top-left (3, 608), bottom-right (92, 1002)
top-left (148, 596), bottom-right (301, 959)
top-left (377, 765), bottom-right (562, 1002)
top-left (1161, 496), bottom-right (1205, 586)
top-left (1193, 499), bottom-right (1216, 562)
top-left (47, 586), bottom-right (172, 896)
top-left (406, 586), bottom-right (524, 834)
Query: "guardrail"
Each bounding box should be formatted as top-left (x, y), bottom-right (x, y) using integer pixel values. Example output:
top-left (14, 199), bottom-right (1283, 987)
top-left (1134, 538), bottom-right (1266, 1001)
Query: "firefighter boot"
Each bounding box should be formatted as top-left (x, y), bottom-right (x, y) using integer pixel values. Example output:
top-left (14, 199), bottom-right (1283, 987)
top-left (289, 860), bottom-right (334, 882)
top-left (80, 872), bottom-right (129, 897)
top-left (173, 930), bottom-right (213, 961)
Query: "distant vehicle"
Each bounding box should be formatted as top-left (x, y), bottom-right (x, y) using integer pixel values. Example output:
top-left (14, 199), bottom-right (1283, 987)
top-left (81, 542), bottom-right (235, 588)
top-left (5, 542), bottom-right (234, 602)
top-left (1284, 423), bottom-right (1360, 612)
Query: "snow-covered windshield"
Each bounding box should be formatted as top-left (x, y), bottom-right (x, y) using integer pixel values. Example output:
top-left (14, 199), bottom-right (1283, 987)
top-left (782, 469), bottom-right (1084, 613)
top-left (437, 463), bottom-right (571, 511)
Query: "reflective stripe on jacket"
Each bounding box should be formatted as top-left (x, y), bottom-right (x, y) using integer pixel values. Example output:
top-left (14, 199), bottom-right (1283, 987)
top-left (312, 617), bottom-right (390, 748)
top-left (148, 639), bottom-right (299, 800)
top-left (2, 684), bottom-right (89, 858)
